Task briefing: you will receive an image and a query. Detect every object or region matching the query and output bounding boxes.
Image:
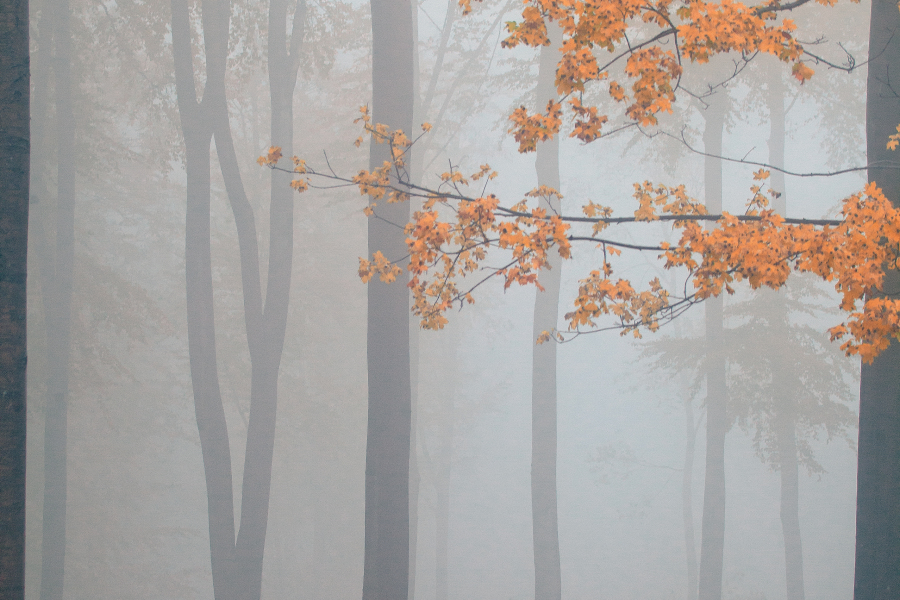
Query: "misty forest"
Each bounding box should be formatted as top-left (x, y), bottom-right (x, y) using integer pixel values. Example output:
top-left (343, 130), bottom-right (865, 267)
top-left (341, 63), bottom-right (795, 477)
top-left (4, 0), bottom-right (900, 598)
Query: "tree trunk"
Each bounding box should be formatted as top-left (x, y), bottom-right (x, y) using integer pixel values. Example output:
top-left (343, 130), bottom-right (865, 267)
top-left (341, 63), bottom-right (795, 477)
top-left (531, 24), bottom-right (563, 600)
top-left (767, 66), bottom-right (805, 600)
top-left (171, 0), bottom-right (304, 594)
top-left (698, 91), bottom-right (727, 600)
top-left (777, 397), bottom-right (804, 600)
top-left (0, 0), bottom-right (30, 593)
top-left (363, 0), bottom-right (414, 597)
top-left (39, 0), bottom-right (76, 595)
top-left (855, 2), bottom-right (900, 596)
top-left (434, 394), bottom-right (454, 600)
top-left (683, 395), bottom-right (698, 600)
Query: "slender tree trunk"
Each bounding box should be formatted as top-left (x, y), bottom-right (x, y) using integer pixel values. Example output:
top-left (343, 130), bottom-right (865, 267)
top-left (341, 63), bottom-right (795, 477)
top-left (39, 0), bottom-right (75, 595)
top-left (698, 91), bottom-right (727, 600)
top-left (855, 1), bottom-right (900, 597)
top-left (683, 395), bottom-right (698, 600)
top-left (409, 335), bottom-right (420, 600)
top-left (767, 65), bottom-right (786, 217)
top-left (0, 0), bottom-right (29, 593)
top-left (172, 0), bottom-right (236, 596)
top-left (767, 66), bottom-right (805, 600)
top-left (531, 24), bottom-right (563, 600)
top-left (776, 393), bottom-right (804, 600)
top-left (363, 0), bottom-right (414, 597)
top-left (434, 394), bottom-right (454, 600)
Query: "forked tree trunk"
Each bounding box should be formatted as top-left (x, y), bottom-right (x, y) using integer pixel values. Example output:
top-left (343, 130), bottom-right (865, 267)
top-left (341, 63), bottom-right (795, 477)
top-left (0, 0), bottom-right (29, 594)
top-left (854, 1), bottom-right (900, 597)
top-left (531, 24), bottom-right (563, 600)
top-left (363, 0), bottom-right (415, 597)
top-left (171, 0), bottom-right (304, 595)
top-left (698, 90), bottom-right (727, 600)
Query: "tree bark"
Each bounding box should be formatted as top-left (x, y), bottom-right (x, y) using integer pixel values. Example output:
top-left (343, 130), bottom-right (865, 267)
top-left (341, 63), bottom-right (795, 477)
top-left (698, 91), bottom-right (727, 600)
top-left (0, 0), bottom-right (30, 593)
top-left (363, 0), bottom-right (414, 597)
top-left (855, 2), bottom-right (900, 596)
top-left (531, 24), bottom-right (563, 600)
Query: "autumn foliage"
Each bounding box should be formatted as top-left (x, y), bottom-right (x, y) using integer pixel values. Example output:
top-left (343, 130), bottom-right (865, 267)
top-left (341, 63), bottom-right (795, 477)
top-left (260, 0), bottom-right (900, 363)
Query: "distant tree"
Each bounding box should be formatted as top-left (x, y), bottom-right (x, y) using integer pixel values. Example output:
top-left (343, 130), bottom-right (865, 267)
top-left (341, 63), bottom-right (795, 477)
top-left (170, 0), bottom-right (308, 595)
top-left (29, 0), bottom-right (76, 594)
top-left (362, 0), bottom-right (415, 599)
top-left (530, 23), bottom-right (563, 600)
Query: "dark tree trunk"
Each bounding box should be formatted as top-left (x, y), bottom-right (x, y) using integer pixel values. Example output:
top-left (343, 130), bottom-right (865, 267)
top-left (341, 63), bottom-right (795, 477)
top-left (363, 0), bottom-right (414, 597)
top-left (171, 0), bottom-right (304, 595)
top-left (855, 2), bottom-right (900, 596)
top-left (0, 0), bottom-right (29, 593)
top-left (767, 66), bottom-right (805, 600)
top-left (698, 91), bottom-right (727, 600)
top-left (683, 395), bottom-right (698, 600)
top-left (38, 0), bottom-right (75, 595)
top-left (531, 24), bottom-right (563, 600)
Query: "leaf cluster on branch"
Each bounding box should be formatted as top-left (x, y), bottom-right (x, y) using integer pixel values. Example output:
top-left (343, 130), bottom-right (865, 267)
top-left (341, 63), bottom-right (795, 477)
top-left (260, 108), bottom-right (900, 363)
top-left (256, 0), bottom-right (900, 363)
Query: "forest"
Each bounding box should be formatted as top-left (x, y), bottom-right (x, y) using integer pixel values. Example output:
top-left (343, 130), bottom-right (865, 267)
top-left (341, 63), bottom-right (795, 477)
top-left (0, 0), bottom-right (898, 598)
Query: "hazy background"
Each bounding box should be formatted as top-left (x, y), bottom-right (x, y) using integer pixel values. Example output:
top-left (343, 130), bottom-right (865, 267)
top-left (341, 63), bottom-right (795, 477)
top-left (24, 0), bottom-right (868, 597)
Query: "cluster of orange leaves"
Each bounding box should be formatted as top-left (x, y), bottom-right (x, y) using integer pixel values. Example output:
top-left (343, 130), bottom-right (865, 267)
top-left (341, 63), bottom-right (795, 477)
top-left (257, 0), bottom-right (900, 361)
top-left (494, 0), bottom-right (836, 150)
top-left (261, 113), bottom-right (900, 363)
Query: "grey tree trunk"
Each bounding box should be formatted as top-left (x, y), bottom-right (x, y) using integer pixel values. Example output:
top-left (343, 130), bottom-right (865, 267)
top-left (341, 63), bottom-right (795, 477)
top-left (683, 395), bottom-right (698, 600)
top-left (531, 24), bottom-right (563, 600)
top-left (363, 0), bottom-right (414, 597)
top-left (767, 66), bottom-right (805, 600)
top-left (0, 0), bottom-right (29, 593)
top-left (171, 0), bottom-right (304, 595)
top-left (434, 392), bottom-right (454, 600)
top-left (38, 0), bottom-right (75, 596)
top-left (776, 384), bottom-right (804, 600)
top-left (698, 91), bottom-right (727, 600)
top-left (854, 1), bottom-right (900, 597)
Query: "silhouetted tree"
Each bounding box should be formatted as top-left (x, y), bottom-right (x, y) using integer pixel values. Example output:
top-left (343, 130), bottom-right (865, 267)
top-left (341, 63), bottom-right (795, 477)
top-left (855, 1), bottom-right (900, 596)
top-left (0, 0), bottom-right (30, 594)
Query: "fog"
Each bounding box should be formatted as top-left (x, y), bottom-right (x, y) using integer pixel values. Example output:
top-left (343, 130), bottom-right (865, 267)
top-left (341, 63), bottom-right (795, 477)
top-left (24, 0), bottom-right (870, 598)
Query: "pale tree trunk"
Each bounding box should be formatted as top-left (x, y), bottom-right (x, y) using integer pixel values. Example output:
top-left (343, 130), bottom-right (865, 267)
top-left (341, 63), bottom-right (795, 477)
top-left (683, 394), bottom-right (698, 600)
top-left (171, 0), bottom-right (304, 595)
top-left (531, 24), bottom-right (563, 600)
top-left (37, 0), bottom-right (75, 595)
top-left (433, 324), bottom-right (459, 600)
top-left (363, 0), bottom-right (415, 597)
top-left (854, 1), bottom-right (900, 597)
top-left (0, 0), bottom-right (30, 592)
top-left (434, 407), bottom-right (454, 600)
top-left (767, 66), bottom-right (805, 600)
top-left (698, 90), bottom-right (727, 600)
